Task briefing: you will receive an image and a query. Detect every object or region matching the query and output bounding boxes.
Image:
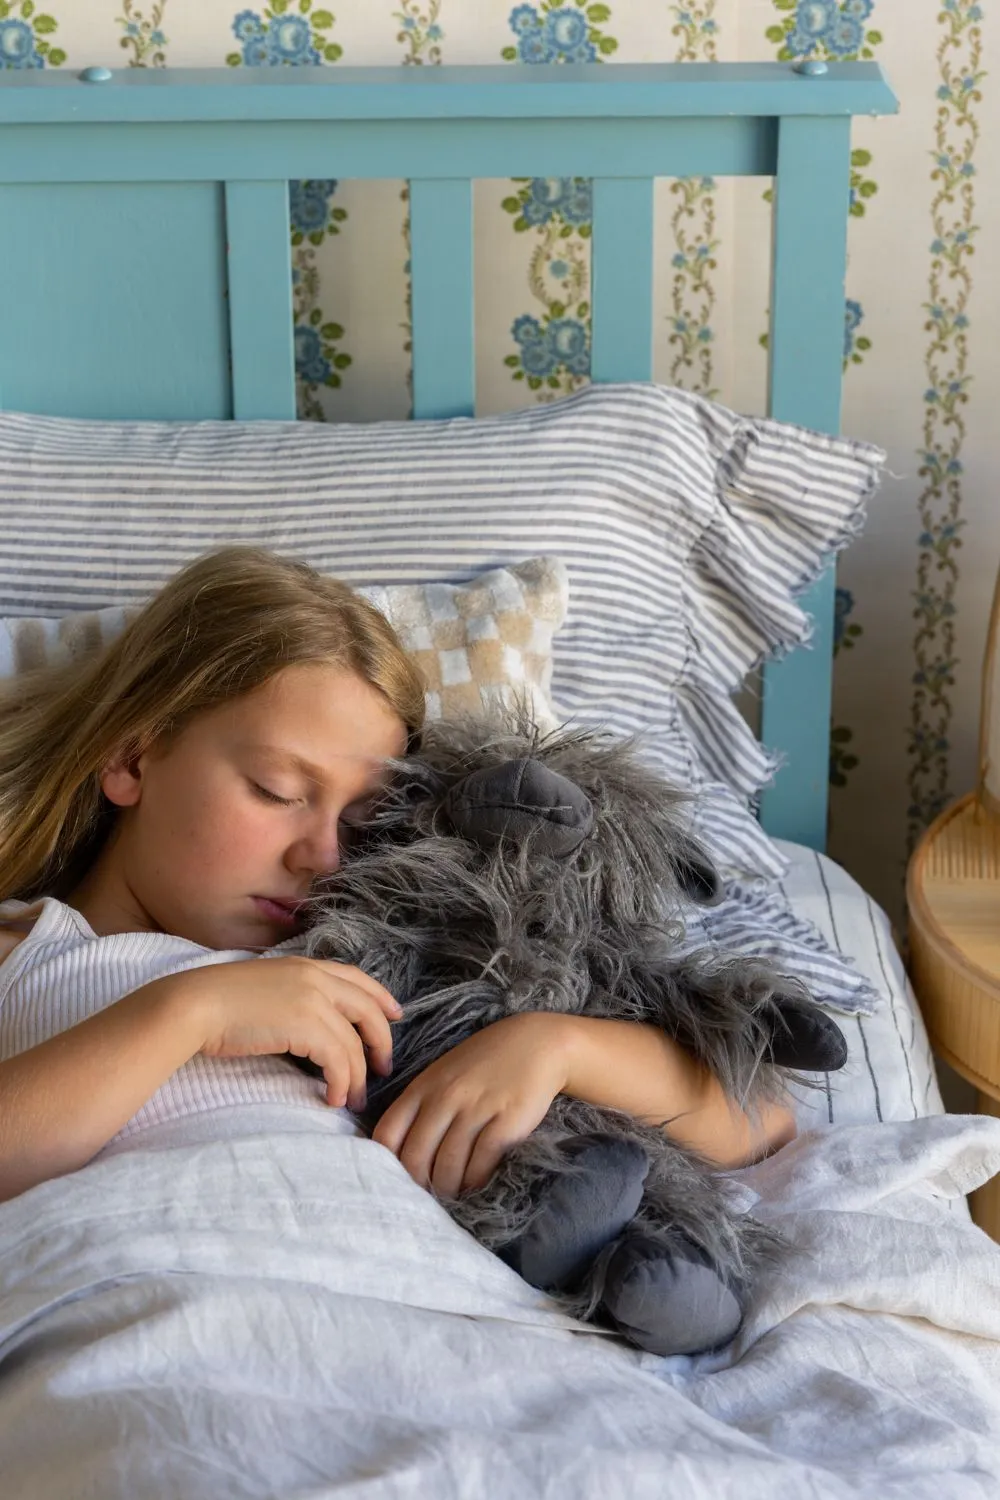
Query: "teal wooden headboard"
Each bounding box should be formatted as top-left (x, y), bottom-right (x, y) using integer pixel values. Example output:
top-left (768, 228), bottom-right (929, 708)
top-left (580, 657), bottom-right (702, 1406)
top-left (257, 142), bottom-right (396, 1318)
top-left (0, 61), bottom-right (897, 852)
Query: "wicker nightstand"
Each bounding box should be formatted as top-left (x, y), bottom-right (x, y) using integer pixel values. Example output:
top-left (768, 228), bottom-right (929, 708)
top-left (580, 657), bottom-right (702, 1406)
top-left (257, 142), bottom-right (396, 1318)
top-left (908, 793), bottom-right (1000, 1241)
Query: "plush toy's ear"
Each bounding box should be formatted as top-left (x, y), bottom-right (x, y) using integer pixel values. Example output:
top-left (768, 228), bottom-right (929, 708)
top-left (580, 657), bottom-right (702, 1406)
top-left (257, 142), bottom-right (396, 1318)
top-left (444, 757), bottom-right (594, 857)
top-left (672, 835), bottom-right (724, 907)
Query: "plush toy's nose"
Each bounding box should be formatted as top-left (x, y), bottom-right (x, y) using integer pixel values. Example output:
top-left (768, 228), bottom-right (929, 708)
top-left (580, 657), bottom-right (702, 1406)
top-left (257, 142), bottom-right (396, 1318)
top-left (444, 757), bottom-right (594, 857)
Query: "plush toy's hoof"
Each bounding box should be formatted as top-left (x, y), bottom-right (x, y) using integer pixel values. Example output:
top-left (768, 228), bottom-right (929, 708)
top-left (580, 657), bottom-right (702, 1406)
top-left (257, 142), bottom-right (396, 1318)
top-left (600, 1230), bottom-right (744, 1357)
top-left (502, 1134), bottom-right (650, 1292)
top-left (767, 996), bottom-right (848, 1072)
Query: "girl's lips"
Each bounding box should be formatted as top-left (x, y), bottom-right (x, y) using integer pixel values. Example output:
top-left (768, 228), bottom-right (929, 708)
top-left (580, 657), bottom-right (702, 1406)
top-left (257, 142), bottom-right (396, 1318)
top-left (252, 896), bottom-right (303, 926)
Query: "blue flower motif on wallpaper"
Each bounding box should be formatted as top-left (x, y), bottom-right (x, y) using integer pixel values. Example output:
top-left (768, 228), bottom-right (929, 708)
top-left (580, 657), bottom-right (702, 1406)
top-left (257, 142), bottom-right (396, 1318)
top-left (0, 6), bottom-right (64, 70)
top-left (843, 298), bottom-right (871, 366)
top-left (519, 177), bottom-right (592, 229)
top-left (294, 325), bottom-right (333, 385)
top-left (513, 314), bottom-right (590, 380)
top-left (232, 11), bottom-right (319, 64)
top-left (767, 0), bottom-right (882, 64)
top-left (504, 2), bottom-right (617, 64)
top-left (508, 5), bottom-right (595, 63)
top-left (0, 18), bottom-right (38, 66)
top-left (289, 178), bottom-right (346, 245)
top-left (227, 2), bottom-right (341, 69)
top-left (788, 1), bottom-right (865, 56)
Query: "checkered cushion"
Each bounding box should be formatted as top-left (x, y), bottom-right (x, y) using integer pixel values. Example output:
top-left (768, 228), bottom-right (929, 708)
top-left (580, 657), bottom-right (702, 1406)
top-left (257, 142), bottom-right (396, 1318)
top-left (0, 557), bottom-right (568, 729)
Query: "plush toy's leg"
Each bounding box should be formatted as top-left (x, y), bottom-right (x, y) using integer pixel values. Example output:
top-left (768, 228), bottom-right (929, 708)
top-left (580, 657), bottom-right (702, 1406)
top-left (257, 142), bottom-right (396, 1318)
top-left (501, 1133), bottom-right (650, 1291)
top-left (764, 993), bottom-right (848, 1072)
top-left (648, 955), bottom-right (849, 1089)
top-left (599, 1229), bottom-right (745, 1357)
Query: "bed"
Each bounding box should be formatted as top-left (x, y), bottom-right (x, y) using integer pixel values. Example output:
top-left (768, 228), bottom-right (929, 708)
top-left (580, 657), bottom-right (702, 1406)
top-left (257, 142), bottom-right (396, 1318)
top-left (1, 59), bottom-right (999, 1500)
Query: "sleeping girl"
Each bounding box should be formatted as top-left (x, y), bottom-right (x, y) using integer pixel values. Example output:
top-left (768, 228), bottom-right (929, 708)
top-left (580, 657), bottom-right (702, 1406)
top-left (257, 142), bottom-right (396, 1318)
top-left (0, 547), bottom-right (795, 1217)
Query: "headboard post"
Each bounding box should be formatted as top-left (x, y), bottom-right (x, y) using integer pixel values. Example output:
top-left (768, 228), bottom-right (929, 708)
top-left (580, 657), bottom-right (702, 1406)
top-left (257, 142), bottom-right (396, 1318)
top-left (590, 178), bottom-right (655, 382)
top-left (409, 178), bottom-right (475, 420)
top-left (760, 113), bottom-right (855, 848)
top-left (224, 180), bottom-right (296, 421)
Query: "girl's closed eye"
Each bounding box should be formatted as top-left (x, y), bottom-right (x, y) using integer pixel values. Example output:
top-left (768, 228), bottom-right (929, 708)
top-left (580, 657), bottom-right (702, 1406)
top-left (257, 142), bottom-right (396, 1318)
top-left (249, 780), bottom-right (297, 808)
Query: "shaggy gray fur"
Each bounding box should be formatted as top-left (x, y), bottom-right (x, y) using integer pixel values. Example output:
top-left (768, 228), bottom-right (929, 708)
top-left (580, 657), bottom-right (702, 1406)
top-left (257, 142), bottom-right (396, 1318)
top-left (296, 712), bottom-right (845, 1340)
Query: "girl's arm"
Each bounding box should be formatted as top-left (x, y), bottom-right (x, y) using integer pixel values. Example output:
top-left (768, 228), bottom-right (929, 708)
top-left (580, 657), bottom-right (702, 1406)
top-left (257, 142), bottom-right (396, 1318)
top-left (557, 1016), bottom-right (797, 1170)
top-left (0, 974), bottom-right (205, 1204)
top-left (373, 1012), bottom-right (797, 1200)
top-left (0, 957), bottom-right (401, 1205)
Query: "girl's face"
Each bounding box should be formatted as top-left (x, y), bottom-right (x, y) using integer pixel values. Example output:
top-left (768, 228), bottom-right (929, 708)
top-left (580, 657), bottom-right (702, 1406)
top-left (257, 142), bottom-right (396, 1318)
top-left (76, 662), bottom-right (408, 950)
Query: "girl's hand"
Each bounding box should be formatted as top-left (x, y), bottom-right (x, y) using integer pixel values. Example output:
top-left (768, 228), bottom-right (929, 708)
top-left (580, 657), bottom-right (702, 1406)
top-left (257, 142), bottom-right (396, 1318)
top-left (184, 956), bottom-right (401, 1111)
top-left (372, 1012), bottom-right (572, 1199)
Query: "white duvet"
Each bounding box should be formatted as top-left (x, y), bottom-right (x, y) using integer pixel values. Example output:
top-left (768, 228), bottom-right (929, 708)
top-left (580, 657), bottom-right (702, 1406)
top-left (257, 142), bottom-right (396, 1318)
top-left (0, 1113), bottom-right (999, 1499)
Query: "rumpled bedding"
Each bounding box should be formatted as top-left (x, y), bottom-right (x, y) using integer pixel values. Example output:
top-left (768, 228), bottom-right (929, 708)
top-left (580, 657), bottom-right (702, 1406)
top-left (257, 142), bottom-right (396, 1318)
top-left (0, 1113), bottom-right (998, 1499)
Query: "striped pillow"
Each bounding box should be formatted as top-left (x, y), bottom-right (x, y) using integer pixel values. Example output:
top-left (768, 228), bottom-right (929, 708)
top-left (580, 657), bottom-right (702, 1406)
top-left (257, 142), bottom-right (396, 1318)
top-left (0, 384), bottom-right (885, 878)
top-left (0, 557), bottom-right (568, 730)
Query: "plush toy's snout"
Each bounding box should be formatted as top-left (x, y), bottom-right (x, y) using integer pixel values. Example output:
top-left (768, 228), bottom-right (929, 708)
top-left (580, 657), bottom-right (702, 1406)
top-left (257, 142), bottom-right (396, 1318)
top-left (444, 757), bottom-right (594, 857)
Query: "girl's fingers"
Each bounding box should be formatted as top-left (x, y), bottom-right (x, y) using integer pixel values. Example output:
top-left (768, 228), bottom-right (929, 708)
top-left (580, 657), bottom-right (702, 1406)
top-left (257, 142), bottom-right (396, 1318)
top-left (310, 1014), bottom-right (367, 1111)
top-left (309, 1042), bottom-right (348, 1109)
top-left (428, 1117), bottom-right (488, 1201)
top-left (379, 1089), bottom-right (459, 1190)
top-left (318, 961), bottom-right (402, 1020)
top-left (314, 983), bottom-right (394, 1076)
top-left (459, 1120), bottom-right (511, 1195)
top-left (331, 1013), bottom-right (370, 1111)
top-left (371, 1088), bottom-right (422, 1158)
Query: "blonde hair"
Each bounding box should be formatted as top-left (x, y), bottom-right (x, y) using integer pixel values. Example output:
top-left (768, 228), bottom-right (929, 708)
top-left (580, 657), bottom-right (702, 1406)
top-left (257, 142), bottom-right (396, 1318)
top-left (0, 547), bottom-right (426, 903)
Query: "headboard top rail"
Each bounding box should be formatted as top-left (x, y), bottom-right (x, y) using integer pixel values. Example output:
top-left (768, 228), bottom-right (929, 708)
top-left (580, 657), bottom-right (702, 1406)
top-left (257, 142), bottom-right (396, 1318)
top-left (0, 62), bottom-right (897, 125)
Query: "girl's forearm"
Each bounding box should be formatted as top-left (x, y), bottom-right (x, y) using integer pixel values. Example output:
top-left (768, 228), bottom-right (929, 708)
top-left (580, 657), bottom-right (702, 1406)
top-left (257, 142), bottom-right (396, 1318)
top-left (558, 1016), bottom-right (796, 1169)
top-left (0, 974), bottom-right (205, 1204)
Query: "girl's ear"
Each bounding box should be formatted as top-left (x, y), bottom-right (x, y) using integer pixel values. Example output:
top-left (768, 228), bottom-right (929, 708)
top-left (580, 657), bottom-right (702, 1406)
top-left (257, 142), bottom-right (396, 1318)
top-left (100, 753), bottom-right (144, 808)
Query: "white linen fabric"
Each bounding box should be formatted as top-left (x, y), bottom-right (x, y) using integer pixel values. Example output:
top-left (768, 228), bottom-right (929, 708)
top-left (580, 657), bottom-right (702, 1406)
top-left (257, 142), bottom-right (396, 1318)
top-left (0, 1115), bottom-right (997, 1499)
top-left (0, 387), bottom-right (885, 878)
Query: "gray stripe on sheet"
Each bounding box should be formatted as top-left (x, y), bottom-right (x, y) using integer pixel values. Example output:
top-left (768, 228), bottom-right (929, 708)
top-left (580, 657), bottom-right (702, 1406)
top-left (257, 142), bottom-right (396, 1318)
top-left (866, 895), bottom-right (917, 1120)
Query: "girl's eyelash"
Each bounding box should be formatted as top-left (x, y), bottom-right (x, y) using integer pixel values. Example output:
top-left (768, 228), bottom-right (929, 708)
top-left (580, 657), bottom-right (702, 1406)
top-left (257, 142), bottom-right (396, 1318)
top-left (250, 781), bottom-right (295, 807)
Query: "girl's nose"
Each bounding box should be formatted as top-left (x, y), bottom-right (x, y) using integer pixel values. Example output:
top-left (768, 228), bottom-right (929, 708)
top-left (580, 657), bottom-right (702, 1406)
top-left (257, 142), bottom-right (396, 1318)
top-left (287, 819), bottom-right (340, 878)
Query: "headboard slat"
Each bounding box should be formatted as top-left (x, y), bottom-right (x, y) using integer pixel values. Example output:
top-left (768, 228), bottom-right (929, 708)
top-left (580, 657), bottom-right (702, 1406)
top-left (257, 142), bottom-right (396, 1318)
top-left (590, 178), bottom-right (655, 384)
top-left (409, 178), bottom-right (475, 420)
top-left (224, 180), bottom-right (296, 421)
top-left (760, 114), bottom-right (854, 848)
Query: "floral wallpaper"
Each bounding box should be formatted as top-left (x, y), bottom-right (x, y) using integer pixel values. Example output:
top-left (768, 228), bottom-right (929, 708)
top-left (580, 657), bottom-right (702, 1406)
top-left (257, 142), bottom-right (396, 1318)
top-left (1, 0), bottom-right (996, 940)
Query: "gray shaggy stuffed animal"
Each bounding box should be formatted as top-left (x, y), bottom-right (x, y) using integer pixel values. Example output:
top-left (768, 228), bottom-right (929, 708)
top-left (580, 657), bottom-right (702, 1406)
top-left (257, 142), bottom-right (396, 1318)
top-left (293, 713), bottom-right (847, 1357)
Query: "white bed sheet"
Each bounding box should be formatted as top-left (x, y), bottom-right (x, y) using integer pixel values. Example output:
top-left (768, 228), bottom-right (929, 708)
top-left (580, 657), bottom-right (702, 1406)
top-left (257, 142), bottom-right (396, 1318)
top-left (1, 846), bottom-right (997, 1500)
top-left (777, 839), bottom-right (946, 1132)
top-left (0, 1114), bottom-right (997, 1499)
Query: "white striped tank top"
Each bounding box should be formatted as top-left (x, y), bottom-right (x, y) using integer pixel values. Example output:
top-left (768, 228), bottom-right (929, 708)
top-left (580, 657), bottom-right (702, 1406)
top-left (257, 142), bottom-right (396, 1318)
top-left (0, 896), bottom-right (362, 1155)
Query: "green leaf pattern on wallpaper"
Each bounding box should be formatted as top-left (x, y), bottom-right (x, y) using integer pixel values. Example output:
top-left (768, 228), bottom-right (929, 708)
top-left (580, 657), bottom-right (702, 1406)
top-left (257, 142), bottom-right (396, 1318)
top-left (500, 4), bottom-right (618, 399)
top-left (765, 2), bottom-right (883, 794)
top-left (228, 3), bottom-right (349, 421)
top-left (118, 0), bottom-right (168, 68)
top-left (908, 0), bottom-right (983, 846)
top-left (668, 3), bottom-right (719, 398)
top-left (396, 0), bottom-right (443, 65)
top-left (0, 1), bottom-right (65, 69)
